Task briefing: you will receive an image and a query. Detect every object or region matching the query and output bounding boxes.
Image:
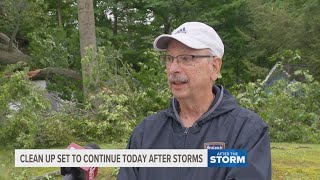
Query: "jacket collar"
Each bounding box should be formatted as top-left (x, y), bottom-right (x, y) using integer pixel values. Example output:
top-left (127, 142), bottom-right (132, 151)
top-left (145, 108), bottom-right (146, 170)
top-left (167, 85), bottom-right (238, 132)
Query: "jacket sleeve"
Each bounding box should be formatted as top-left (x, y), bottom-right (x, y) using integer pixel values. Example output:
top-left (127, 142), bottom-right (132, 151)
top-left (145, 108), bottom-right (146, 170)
top-left (225, 125), bottom-right (272, 180)
top-left (116, 121), bottom-right (144, 180)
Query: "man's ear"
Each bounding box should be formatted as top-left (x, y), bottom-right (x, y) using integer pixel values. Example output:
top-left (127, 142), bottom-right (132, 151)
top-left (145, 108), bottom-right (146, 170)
top-left (210, 57), bottom-right (222, 81)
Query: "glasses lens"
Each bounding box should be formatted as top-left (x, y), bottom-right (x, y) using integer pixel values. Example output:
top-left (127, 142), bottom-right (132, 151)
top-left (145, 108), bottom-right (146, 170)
top-left (159, 55), bottom-right (171, 65)
top-left (177, 55), bottom-right (193, 66)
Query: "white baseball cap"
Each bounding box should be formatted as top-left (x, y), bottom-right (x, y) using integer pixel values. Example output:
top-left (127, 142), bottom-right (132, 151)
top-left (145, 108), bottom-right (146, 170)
top-left (153, 22), bottom-right (224, 58)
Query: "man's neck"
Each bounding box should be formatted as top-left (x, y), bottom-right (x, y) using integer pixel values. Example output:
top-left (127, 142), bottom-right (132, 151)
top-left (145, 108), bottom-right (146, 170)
top-left (178, 91), bottom-right (214, 128)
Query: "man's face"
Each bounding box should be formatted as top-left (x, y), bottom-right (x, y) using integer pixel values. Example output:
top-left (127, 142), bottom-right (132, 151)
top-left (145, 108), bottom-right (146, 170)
top-left (166, 40), bottom-right (221, 100)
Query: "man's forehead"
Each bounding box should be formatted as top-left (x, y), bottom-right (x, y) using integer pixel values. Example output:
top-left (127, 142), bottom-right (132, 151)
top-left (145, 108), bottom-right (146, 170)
top-left (167, 40), bottom-right (211, 54)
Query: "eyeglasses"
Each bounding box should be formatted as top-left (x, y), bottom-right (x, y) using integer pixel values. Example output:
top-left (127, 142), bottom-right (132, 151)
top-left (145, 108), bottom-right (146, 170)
top-left (159, 54), bottom-right (215, 66)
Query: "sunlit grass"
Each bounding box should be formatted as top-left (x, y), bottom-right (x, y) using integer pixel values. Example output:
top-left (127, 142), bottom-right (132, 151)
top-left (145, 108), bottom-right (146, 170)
top-left (271, 142), bottom-right (320, 180)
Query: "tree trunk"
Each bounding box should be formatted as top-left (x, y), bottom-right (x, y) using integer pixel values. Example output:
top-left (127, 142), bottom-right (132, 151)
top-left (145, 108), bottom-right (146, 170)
top-left (77, 0), bottom-right (97, 100)
top-left (8, 0), bottom-right (25, 52)
top-left (164, 17), bottom-right (171, 34)
top-left (8, 22), bottom-right (20, 52)
top-left (57, 0), bottom-right (63, 27)
top-left (0, 48), bottom-right (29, 65)
top-left (112, 7), bottom-right (118, 35)
top-left (0, 33), bottom-right (29, 64)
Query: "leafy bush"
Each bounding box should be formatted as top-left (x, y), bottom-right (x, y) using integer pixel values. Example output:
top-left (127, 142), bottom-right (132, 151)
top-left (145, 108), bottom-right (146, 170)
top-left (0, 66), bottom-right (72, 148)
top-left (77, 47), bottom-right (170, 143)
top-left (233, 68), bottom-right (320, 143)
top-left (28, 27), bottom-right (80, 69)
top-left (2, 46), bottom-right (319, 147)
top-left (0, 46), bottom-right (172, 148)
top-left (132, 50), bottom-right (171, 117)
top-left (28, 27), bottom-right (83, 101)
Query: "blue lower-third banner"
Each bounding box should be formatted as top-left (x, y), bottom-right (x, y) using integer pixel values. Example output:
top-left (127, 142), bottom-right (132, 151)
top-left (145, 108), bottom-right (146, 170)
top-left (208, 149), bottom-right (248, 167)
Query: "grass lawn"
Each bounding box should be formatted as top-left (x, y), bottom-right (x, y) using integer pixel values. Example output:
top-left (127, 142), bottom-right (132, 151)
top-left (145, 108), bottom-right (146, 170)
top-left (1, 142), bottom-right (319, 180)
top-left (271, 142), bottom-right (320, 180)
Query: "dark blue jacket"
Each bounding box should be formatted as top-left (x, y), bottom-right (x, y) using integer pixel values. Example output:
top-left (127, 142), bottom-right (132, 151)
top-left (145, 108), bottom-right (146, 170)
top-left (117, 85), bottom-right (271, 180)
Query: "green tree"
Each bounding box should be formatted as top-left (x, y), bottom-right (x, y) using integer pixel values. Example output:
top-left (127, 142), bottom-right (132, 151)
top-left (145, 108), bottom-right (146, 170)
top-left (244, 0), bottom-right (320, 81)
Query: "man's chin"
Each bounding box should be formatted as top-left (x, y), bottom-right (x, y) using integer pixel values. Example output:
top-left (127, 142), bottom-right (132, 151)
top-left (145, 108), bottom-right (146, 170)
top-left (171, 90), bottom-right (189, 100)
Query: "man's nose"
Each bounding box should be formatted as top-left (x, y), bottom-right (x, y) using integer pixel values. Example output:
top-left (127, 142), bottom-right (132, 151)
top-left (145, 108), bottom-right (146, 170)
top-left (167, 59), bottom-right (182, 73)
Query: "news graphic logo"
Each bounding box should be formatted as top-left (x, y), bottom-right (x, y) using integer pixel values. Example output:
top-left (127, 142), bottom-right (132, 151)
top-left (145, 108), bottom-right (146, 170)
top-left (207, 149), bottom-right (247, 167)
top-left (15, 149), bottom-right (248, 168)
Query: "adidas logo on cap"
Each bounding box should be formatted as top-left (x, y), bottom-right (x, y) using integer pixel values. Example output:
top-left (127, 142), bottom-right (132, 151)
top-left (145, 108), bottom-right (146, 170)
top-left (175, 27), bottom-right (186, 34)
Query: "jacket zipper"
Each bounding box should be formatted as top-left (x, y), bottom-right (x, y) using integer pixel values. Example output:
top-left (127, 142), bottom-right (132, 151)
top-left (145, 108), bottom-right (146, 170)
top-left (183, 128), bottom-right (189, 147)
top-left (179, 127), bottom-right (189, 180)
top-left (184, 128), bottom-right (189, 136)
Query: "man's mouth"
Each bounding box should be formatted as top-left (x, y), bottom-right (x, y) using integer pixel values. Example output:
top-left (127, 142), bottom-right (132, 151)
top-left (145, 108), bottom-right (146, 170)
top-left (171, 81), bottom-right (187, 85)
top-left (170, 81), bottom-right (188, 89)
top-left (168, 74), bottom-right (189, 88)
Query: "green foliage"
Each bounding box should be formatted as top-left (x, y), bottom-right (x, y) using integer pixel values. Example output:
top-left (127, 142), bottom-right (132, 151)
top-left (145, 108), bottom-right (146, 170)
top-left (0, 45), bottom-right (171, 147)
top-left (233, 68), bottom-right (320, 143)
top-left (89, 92), bottom-right (135, 142)
top-left (36, 112), bottom-right (75, 148)
top-left (28, 27), bottom-right (82, 100)
top-left (234, 80), bottom-right (267, 112)
top-left (245, 0), bottom-right (320, 80)
top-left (72, 44), bottom-right (138, 142)
top-left (0, 66), bottom-right (73, 148)
top-left (77, 47), bottom-right (170, 143)
top-left (2, 0), bottom-right (320, 148)
top-left (132, 50), bottom-right (171, 116)
top-left (28, 27), bottom-right (80, 69)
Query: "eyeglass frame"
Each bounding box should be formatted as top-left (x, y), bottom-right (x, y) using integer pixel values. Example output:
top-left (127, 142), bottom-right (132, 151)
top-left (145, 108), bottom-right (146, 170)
top-left (159, 54), bottom-right (216, 66)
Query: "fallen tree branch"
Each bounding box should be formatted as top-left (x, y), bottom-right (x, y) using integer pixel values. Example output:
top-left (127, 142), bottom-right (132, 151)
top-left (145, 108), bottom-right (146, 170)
top-left (27, 67), bottom-right (82, 81)
top-left (1, 32), bottom-right (81, 81)
top-left (0, 32), bottom-right (29, 65)
top-left (0, 47), bottom-right (30, 65)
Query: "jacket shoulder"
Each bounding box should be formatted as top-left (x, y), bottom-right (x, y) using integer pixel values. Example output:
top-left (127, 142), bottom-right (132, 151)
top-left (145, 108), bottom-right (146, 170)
top-left (231, 107), bottom-right (268, 131)
top-left (128, 109), bottom-right (171, 148)
top-left (227, 107), bottom-right (269, 151)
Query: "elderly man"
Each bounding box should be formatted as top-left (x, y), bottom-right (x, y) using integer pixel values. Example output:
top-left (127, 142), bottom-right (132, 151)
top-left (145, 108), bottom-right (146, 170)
top-left (117, 22), bottom-right (271, 180)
